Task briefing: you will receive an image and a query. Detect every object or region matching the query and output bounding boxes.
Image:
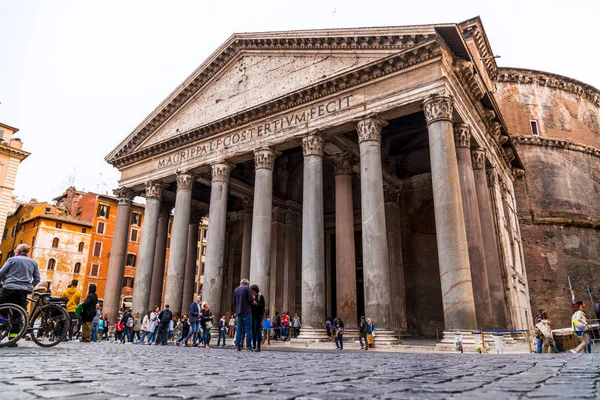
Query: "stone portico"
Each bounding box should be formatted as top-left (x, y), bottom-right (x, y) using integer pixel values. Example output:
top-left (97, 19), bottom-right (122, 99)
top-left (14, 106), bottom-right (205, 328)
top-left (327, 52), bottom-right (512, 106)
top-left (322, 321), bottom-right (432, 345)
top-left (105, 17), bottom-right (532, 341)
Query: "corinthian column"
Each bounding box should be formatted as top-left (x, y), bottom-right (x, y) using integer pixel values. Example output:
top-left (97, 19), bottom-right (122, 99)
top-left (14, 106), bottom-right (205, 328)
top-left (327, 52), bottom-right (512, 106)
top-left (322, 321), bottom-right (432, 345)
top-left (132, 182), bottom-right (163, 317)
top-left (103, 187), bottom-right (135, 325)
top-left (282, 210), bottom-right (299, 315)
top-left (356, 116), bottom-right (395, 343)
top-left (240, 197), bottom-right (253, 280)
top-left (182, 210), bottom-right (202, 311)
top-left (297, 132), bottom-right (328, 340)
top-left (454, 124), bottom-right (494, 329)
top-left (331, 153), bottom-right (358, 327)
top-left (249, 148), bottom-right (276, 307)
top-left (202, 162), bottom-right (232, 320)
top-left (164, 172), bottom-right (194, 315)
top-left (473, 151), bottom-right (508, 329)
top-left (384, 185), bottom-right (406, 329)
top-left (149, 201), bottom-right (171, 309)
top-left (423, 94), bottom-right (477, 331)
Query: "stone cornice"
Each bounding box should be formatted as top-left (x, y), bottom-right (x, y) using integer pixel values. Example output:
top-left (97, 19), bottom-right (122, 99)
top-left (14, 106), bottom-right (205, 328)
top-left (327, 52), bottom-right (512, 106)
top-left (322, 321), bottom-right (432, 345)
top-left (511, 135), bottom-right (600, 158)
top-left (459, 17), bottom-right (498, 80)
top-left (0, 142), bottom-right (30, 161)
top-left (108, 39), bottom-right (443, 168)
top-left (498, 67), bottom-right (600, 108)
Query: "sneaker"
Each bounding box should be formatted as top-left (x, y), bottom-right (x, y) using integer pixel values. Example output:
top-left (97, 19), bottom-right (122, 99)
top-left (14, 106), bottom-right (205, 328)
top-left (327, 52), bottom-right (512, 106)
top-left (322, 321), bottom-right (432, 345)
top-left (176, 342), bottom-right (180, 346)
top-left (246, 348), bottom-right (254, 352)
top-left (236, 347), bottom-right (241, 352)
top-left (255, 348), bottom-right (261, 352)
top-left (570, 349), bottom-right (577, 354)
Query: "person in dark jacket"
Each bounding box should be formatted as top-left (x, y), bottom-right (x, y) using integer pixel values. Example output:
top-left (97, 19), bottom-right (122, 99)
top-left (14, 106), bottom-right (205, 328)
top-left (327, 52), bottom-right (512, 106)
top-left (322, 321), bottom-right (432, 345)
top-left (176, 315), bottom-right (191, 346)
top-left (199, 302), bottom-right (214, 348)
top-left (157, 305), bottom-right (173, 346)
top-left (273, 312), bottom-right (281, 340)
top-left (232, 278), bottom-right (255, 351)
top-left (358, 316), bottom-right (368, 350)
top-left (185, 296), bottom-right (201, 346)
top-left (250, 284), bottom-right (266, 352)
top-left (80, 284), bottom-right (98, 343)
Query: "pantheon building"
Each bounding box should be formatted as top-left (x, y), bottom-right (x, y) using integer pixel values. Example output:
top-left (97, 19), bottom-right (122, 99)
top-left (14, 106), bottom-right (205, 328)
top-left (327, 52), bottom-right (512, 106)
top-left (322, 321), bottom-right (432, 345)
top-left (105, 16), bottom-right (600, 341)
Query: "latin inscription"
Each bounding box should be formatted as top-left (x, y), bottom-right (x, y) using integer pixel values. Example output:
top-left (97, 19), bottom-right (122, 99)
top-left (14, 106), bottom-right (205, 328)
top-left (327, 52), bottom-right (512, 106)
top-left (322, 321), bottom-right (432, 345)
top-left (157, 95), bottom-right (352, 168)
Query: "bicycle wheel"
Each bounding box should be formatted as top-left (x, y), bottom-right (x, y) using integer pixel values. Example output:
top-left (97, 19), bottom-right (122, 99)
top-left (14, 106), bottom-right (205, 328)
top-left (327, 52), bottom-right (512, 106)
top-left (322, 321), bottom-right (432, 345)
top-left (0, 303), bottom-right (29, 347)
top-left (29, 304), bottom-right (70, 347)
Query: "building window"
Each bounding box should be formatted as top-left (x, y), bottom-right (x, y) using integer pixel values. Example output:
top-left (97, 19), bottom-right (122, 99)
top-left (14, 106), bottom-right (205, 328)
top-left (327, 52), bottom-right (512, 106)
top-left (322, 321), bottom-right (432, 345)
top-left (2, 228), bottom-right (7, 240)
top-left (90, 263), bottom-right (99, 277)
top-left (47, 258), bottom-right (56, 270)
top-left (204, 229), bottom-right (208, 239)
top-left (56, 222), bottom-right (62, 229)
top-left (92, 242), bottom-right (102, 258)
top-left (131, 212), bottom-right (141, 226)
top-left (31, 235), bottom-right (36, 247)
top-left (97, 204), bottom-right (110, 219)
top-left (168, 221), bottom-right (172, 234)
top-left (78, 242), bottom-right (84, 252)
top-left (11, 225), bottom-right (16, 237)
top-left (530, 120), bottom-right (539, 136)
top-left (82, 228), bottom-right (87, 234)
top-left (201, 262), bottom-right (205, 275)
top-left (45, 207), bottom-right (51, 213)
top-left (76, 207), bottom-right (82, 216)
top-left (96, 221), bottom-right (105, 235)
top-left (74, 262), bottom-right (81, 274)
top-left (126, 253), bottom-right (137, 267)
top-left (166, 237), bottom-right (170, 249)
top-left (52, 237), bottom-right (59, 248)
top-left (130, 228), bottom-right (138, 242)
top-left (123, 276), bottom-right (135, 288)
top-left (202, 246), bottom-right (206, 256)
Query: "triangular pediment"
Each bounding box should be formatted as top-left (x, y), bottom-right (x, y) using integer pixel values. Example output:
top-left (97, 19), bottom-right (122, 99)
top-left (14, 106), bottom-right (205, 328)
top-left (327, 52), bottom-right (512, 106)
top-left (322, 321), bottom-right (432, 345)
top-left (106, 24), bottom-right (466, 166)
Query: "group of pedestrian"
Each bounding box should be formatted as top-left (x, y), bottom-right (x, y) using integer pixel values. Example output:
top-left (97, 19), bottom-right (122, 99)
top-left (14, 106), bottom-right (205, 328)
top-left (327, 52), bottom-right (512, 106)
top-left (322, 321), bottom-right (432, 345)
top-left (323, 315), bottom-right (374, 351)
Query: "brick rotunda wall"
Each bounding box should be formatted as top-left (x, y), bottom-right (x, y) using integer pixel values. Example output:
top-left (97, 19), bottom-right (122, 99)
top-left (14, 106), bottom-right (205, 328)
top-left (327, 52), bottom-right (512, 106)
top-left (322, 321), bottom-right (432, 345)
top-left (497, 67), bottom-right (600, 328)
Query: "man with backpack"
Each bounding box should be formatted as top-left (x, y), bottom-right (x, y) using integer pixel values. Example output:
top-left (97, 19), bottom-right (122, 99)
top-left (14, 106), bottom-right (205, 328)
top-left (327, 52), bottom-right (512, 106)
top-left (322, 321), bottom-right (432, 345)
top-left (359, 316), bottom-right (368, 350)
top-left (157, 305), bottom-right (173, 346)
top-left (122, 308), bottom-right (134, 343)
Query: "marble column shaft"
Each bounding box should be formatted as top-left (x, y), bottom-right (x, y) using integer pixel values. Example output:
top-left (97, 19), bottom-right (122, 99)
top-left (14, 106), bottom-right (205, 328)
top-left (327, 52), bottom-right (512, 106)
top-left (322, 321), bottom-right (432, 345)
top-left (269, 207), bottom-right (286, 315)
top-left (103, 187), bottom-right (135, 325)
top-left (164, 172), bottom-right (194, 315)
top-left (356, 117), bottom-right (393, 331)
top-left (300, 132), bottom-right (326, 332)
top-left (384, 186), bottom-right (407, 329)
top-left (181, 220), bottom-right (200, 311)
top-left (202, 163), bottom-right (232, 320)
top-left (473, 152), bottom-right (508, 329)
top-left (332, 153), bottom-right (358, 325)
top-left (454, 124), bottom-right (494, 329)
top-left (240, 198), bottom-right (252, 280)
top-left (249, 148), bottom-right (276, 307)
top-left (149, 203), bottom-right (171, 309)
top-left (282, 210), bottom-right (298, 315)
top-left (423, 95), bottom-right (477, 331)
top-left (132, 182), bottom-right (163, 316)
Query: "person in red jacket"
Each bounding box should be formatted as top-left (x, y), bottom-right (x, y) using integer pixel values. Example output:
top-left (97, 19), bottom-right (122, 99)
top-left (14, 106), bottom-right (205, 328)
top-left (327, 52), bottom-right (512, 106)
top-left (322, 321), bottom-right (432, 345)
top-left (114, 316), bottom-right (125, 344)
top-left (281, 312), bottom-right (290, 341)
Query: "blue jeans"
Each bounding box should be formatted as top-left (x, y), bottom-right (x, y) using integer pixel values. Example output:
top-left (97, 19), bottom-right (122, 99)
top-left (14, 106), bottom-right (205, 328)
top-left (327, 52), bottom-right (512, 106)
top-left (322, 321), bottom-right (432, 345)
top-left (335, 333), bottom-right (344, 349)
top-left (139, 330), bottom-right (149, 344)
top-left (537, 337), bottom-right (543, 353)
top-left (184, 321), bottom-right (200, 345)
top-left (91, 322), bottom-right (99, 342)
top-left (201, 326), bottom-right (211, 346)
top-left (217, 330), bottom-right (227, 346)
top-left (236, 314), bottom-right (252, 349)
top-left (124, 327), bottom-right (133, 342)
top-left (147, 326), bottom-right (158, 344)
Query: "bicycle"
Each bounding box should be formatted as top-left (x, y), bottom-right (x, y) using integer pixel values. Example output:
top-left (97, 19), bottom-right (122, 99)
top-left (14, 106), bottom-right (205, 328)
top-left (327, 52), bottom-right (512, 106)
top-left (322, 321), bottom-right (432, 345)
top-left (0, 292), bottom-right (70, 348)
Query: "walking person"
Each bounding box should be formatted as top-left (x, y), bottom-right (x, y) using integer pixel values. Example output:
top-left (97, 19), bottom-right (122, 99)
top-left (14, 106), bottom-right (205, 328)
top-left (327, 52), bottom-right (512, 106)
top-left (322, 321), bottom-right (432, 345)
top-left (217, 315), bottom-right (227, 347)
top-left (281, 312), bottom-right (290, 341)
top-left (157, 305), bottom-right (173, 346)
top-left (91, 304), bottom-right (101, 342)
top-left (367, 318), bottom-right (375, 349)
top-left (533, 308), bottom-right (544, 354)
top-left (228, 314), bottom-right (236, 338)
top-left (571, 300), bottom-right (592, 353)
top-left (140, 311), bottom-right (151, 344)
top-left (293, 313), bottom-right (301, 338)
top-left (325, 317), bottom-right (332, 341)
top-left (101, 314), bottom-right (110, 342)
top-left (263, 316), bottom-right (272, 346)
top-left (233, 278), bottom-right (255, 352)
top-left (61, 279), bottom-right (81, 341)
top-left (186, 296), bottom-right (201, 347)
top-left (80, 284), bottom-right (98, 343)
top-left (147, 306), bottom-right (159, 345)
top-left (176, 315), bottom-right (191, 346)
top-left (273, 312), bottom-right (281, 341)
top-left (251, 284), bottom-right (265, 352)
top-left (114, 316), bottom-right (124, 343)
top-left (359, 316), bottom-right (368, 350)
top-left (335, 317), bottom-right (345, 351)
top-left (122, 308), bottom-right (134, 343)
top-left (0, 244), bottom-right (40, 346)
top-left (200, 302), bottom-right (214, 348)
top-left (535, 311), bottom-right (555, 353)
top-left (132, 312), bottom-right (142, 343)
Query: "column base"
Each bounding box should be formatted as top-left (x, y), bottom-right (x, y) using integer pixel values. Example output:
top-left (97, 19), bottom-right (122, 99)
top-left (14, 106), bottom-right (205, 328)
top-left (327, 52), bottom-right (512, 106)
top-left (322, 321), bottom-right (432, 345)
top-left (294, 328), bottom-right (330, 343)
top-left (437, 331), bottom-right (515, 353)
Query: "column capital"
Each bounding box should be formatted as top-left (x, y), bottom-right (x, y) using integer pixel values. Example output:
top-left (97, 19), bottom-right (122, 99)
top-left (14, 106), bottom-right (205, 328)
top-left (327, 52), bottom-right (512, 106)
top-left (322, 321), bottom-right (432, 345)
top-left (383, 185), bottom-right (401, 203)
top-left (145, 181), bottom-right (164, 200)
top-left (471, 148), bottom-right (486, 170)
top-left (423, 94), bottom-right (454, 125)
top-left (453, 123), bottom-right (471, 148)
top-left (175, 171), bottom-right (195, 192)
top-left (113, 187), bottom-right (136, 205)
top-left (355, 115), bottom-right (388, 144)
top-left (254, 147), bottom-right (277, 170)
top-left (512, 167), bottom-right (525, 180)
top-left (301, 131), bottom-right (324, 157)
top-left (285, 209), bottom-right (300, 227)
top-left (272, 206), bottom-right (287, 223)
top-left (330, 153), bottom-right (354, 176)
top-left (486, 168), bottom-right (498, 187)
top-left (211, 162), bottom-right (233, 182)
top-left (243, 197), bottom-right (253, 213)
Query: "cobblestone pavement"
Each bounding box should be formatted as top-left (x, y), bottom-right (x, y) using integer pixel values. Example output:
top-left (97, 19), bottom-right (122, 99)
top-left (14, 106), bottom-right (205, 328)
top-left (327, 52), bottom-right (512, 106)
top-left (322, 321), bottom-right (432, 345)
top-left (1, 341), bottom-right (598, 399)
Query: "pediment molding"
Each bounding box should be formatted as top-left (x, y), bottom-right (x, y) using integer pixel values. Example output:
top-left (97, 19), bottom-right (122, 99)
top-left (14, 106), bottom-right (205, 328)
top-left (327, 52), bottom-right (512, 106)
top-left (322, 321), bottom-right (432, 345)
top-left (108, 38), bottom-right (442, 168)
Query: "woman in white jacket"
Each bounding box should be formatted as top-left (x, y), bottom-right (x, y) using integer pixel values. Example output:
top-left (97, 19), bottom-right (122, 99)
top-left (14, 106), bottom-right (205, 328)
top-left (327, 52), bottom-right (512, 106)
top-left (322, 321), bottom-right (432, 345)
top-left (146, 306), bottom-right (160, 345)
top-left (139, 312), bottom-right (151, 344)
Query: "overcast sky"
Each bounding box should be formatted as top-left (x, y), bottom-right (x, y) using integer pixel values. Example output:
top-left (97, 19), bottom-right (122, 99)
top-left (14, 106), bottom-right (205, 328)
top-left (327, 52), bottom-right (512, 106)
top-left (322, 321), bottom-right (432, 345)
top-left (1, 0), bottom-right (598, 202)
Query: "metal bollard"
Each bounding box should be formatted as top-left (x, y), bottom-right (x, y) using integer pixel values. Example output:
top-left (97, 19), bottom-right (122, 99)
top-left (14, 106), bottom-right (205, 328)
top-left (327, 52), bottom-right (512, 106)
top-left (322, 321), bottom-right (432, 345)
top-left (526, 329), bottom-right (532, 354)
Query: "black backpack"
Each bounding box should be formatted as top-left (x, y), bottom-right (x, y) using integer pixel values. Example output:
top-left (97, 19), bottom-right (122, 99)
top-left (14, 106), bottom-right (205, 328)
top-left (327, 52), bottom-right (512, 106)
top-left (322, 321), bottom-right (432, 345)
top-left (161, 310), bottom-right (172, 325)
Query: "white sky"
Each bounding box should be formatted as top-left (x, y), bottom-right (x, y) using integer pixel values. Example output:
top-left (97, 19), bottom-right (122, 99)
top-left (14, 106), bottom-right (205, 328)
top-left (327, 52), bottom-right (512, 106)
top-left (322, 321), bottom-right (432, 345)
top-left (1, 0), bottom-right (599, 202)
